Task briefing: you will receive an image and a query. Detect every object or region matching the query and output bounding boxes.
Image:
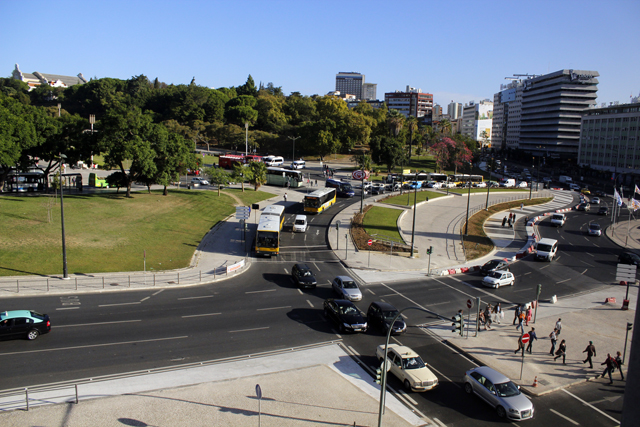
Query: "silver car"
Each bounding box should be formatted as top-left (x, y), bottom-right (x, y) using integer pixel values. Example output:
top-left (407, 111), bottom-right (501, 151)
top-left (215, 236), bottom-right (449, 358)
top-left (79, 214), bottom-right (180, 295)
top-left (331, 276), bottom-right (362, 301)
top-left (464, 366), bottom-right (534, 421)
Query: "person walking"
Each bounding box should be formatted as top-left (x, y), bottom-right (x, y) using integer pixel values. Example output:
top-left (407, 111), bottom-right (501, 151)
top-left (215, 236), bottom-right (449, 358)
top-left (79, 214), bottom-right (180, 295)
top-left (526, 327), bottom-right (538, 353)
top-left (520, 202), bottom-right (524, 211)
top-left (554, 339), bottom-right (567, 364)
top-left (615, 351), bottom-right (625, 380)
top-left (582, 341), bottom-right (597, 368)
top-left (516, 310), bottom-right (525, 333)
top-left (525, 306), bottom-right (532, 326)
top-left (601, 353), bottom-right (617, 384)
top-left (507, 216), bottom-right (512, 228)
top-left (515, 334), bottom-right (525, 355)
top-left (549, 328), bottom-right (558, 355)
top-left (484, 305), bottom-right (492, 330)
top-left (283, 192), bottom-right (288, 202)
top-left (512, 213), bottom-right (517, 225)
top-left (555, 318), bottom-right (562, 336)
top-left (494, 303), bottom-right (502, 324)
top-left (513, 305), bottom-right (522, 325)
top-left (502, 216), bottom-right (507, 227)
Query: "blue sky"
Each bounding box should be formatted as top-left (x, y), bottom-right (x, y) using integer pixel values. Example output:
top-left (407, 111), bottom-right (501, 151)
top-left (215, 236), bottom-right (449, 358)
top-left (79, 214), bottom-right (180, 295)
top-left (2, 0), bottom-right (638, 108)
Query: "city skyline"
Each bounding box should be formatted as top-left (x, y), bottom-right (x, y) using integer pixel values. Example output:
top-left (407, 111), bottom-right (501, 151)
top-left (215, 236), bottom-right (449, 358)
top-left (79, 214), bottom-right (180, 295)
top-left (1, 0), bottom-right (638, 108)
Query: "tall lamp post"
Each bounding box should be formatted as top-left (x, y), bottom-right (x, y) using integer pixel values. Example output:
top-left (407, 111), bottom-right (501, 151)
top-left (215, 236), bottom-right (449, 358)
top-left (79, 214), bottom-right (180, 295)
top-left (464, 163), bottom-right (472, 235)
top-left (410, 172), bottom-right (418, 258)
top-left (288, 135), bottom-right (301, 164)
top-left (485, 156), bottom-right (493, 210)
top-left (59, 153), bottom-right (69, 280)
top-left (244, 122), bottom-right (249, 156)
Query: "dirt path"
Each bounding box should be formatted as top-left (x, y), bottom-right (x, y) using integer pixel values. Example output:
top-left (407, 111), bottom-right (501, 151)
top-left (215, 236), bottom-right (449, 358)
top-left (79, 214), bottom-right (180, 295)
top-left (220, 190), bottom-right (243, 207)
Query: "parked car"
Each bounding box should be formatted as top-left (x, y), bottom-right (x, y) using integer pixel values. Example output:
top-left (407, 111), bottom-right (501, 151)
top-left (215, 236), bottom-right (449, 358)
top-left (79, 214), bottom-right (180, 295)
top-left (588, 223), bottom-right (602, 236)
top-left (190, 177), bottom-right (209, 185)
top-left (515, 181), bottom-right (528, 188)
top-left (598, 206), bottom-right (609, 215)
top-left (482, 271), bottom-right (515, 288)
top-left (376, 344), bottom-right (438, 392)
top-left (569, 183), bottom-right (580, 191)
top-left (0, 310), bottom-right (51, 340)
top-left (464, 366), bottom-right (534, 420)
top-left (590, 197), bottom-right (600, 204)
top-left (479, 259), bottom-right (510, 276)
top-left (367, 302), bottom-right (406, 335)
top-left (332, 276), bottom-right (362, 301)
top-left (292, 215), bottom-right (308, 232)
top-left (371, 185), bottom-right (385, 195)
top-left (618, 252), bottom-right (640, 266)
top-left (291, 263), bottom-right (317, 289)
top-left (577, 202), bottom-right (590, 211)
top-left (323, 299), bottom-right (367, 333)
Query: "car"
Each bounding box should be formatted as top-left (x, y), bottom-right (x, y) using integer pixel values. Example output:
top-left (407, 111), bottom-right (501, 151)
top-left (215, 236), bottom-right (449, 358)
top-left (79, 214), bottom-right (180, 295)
top-left (367, 301), bottom-right (406, 335)
top-left (474, 182), bottom-right (487, 188)
top-left (516, 181), bottom-right (528, 188)
top-left (479, 259), bottom-right (510, 276)
top-left (590, 197), bottom-right (600, 204)
top-left (332, 276), bottom-right (362, 301)
top-left (618, 252), bottom-right (640, 266)
top-left (581, 188), bottom-right (591, 195)
top-left (323, 299), bottom-right (368, 333)
top-left (291, 263), bottom-right (317, 289)
top-left (464, 366), bottom-right (534, 420)
top-left (0, 310), bottom-right (51, 340)
top-left (536, 238), bottom-right (558, 261)
top-left (569, 183), bottom-right (580, 191)
top-left (385, 183), bottom-right (401, 192)
top-left (371, 185), bottom-right (385, 195)
top-left (577, 202), bottom-right (590, 211)
top-left (598, 206), bottom-right (609, 215)
top-left (376, 344), bottom-right (438, 392)
top-left (190, 177), bottom-right (209, 185)
top-left (542, 177), bottom-right (553, 183)
top-left (292, 215), bottom-right (308, 232)
top-left (550, 213), bottom-right (566, 227)
top-left (588, 223), bottom-right (602, 236)
top-left (482, 271), bottom-right (515, 288)
top-left (593, 190), bottom-right (606, 197)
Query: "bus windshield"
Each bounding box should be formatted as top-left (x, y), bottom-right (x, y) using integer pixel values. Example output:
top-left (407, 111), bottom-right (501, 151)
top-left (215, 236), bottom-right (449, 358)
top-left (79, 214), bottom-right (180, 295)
top-left (304, 197), bottom-right (320, 208)
top-left (256, 231), bottom-right (278, 248)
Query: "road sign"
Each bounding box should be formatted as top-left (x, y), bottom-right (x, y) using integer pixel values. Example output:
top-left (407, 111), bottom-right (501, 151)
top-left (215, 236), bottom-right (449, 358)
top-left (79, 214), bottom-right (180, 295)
top-left (352, 170), bottom-right (370, 180)
top-left (521, 333), bottom-right (530, 344)
top-left (336, 220), bottom-right (341, 230)
top-left (368, 239), bottom-right (373, 246)
top-left (467, 299), bottom-right (473, 309)
top-left (255, 384), bottom-right (262, 399)
top-left (236, 206), bottom-right (250, 220)
top-left (616, 263), bottom-right (637, 282)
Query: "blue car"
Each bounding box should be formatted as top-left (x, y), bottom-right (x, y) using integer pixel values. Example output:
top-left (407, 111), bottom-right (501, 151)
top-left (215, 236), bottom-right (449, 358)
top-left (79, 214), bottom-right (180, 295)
top-left (409, 181), bottom-right (423, 189)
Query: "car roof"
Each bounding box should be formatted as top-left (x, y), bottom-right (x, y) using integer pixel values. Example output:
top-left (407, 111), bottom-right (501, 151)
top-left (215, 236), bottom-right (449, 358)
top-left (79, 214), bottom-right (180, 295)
top-left (335, 275), bottom-right (354, 282)
top-left (330, 299), bottom-right (356, 307)
top-left (387, 344), bottom-right (419, 358)
top-left (469, 366), bottom-right (511, 384)
top-left (538, 238), bottom-right (557, 245)
top-left (294, 263), bottom-right (311, 270)
top-left (370, 301), bottom-right (397, 311)
top-left (294, 214), bottom-right (307, 220)
top-left (1, 310), bottom-right (33, 319)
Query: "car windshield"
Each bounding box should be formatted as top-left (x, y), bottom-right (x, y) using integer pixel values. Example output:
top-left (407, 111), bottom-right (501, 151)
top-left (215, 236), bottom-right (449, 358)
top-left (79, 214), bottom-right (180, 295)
top-left (489, 271), bottom-right (502, 279)
top-left (538, 244), bottom-right (552, 252)
top-left (484, 261), bottom-right (498, 269)
top-left (295, 220), bottom-right (305, 225)
top-left (402, 356), bottom-right (426, 370)
top-left (340, 305), bottom-right (358, 315)
top-left (383, 310), bottom-right (399, 321)
top-left (342, 280), bottom-right (357, 289)
top-left (302, 270), bottom-right (312, 277)
top-left (590, 224), bottom-right (601, 230)
top-left (495, 381), bottom-right (520, 397)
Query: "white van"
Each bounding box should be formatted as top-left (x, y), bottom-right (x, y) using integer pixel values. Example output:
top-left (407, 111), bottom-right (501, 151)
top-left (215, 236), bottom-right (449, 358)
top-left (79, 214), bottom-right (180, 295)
top-left (500, 178), bottom-right (516, 188)
top-left (535, 238), bottom-right (558, 261)
top-left (292, 160), bottom-right (306, 170)
top-left (550, 213), bottom-right (566, 227)
top-left (264, 156), bottom-right (284, 167)
top-left (293, 215), bottom-right (308, 232)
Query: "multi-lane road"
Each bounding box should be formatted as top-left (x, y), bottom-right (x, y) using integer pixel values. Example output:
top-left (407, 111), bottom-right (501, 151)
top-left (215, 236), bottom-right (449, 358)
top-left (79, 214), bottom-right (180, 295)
top-left (0, 192), bottom-right (631, 425)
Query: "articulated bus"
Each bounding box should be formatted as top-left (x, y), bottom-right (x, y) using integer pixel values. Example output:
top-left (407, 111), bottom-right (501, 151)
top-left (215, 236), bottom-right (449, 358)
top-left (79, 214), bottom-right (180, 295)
top-left (266, 167), bottom-right (305, 188)
top-left (255, 204), bottom-right (286, 256)
top-left (448, 174), bottom-right (484, 186)
top-left (304, 188), bottom-right (337, 214)
top-left (428, 173), bottom-right (448, 183)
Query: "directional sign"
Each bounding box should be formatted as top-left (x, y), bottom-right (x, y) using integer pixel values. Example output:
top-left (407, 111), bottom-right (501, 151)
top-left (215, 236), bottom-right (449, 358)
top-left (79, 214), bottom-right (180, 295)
top-left (616, 264), bottom-right (637, 282)
top-left (236, 206), bottom-right (250, 219)
top-left (367, 239), bottom-right (373, 246)
top-left (521, 333), bottom-right (530, 344)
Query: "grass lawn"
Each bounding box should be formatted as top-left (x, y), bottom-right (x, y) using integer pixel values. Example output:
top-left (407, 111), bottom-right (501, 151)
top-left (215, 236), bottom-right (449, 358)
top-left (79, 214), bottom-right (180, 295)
top-left (0, 189), bottom-right (270, 276)
top-left (381, 190), bottom-right (446, 206)
top-left (362, 206), bottom-right (404, 243)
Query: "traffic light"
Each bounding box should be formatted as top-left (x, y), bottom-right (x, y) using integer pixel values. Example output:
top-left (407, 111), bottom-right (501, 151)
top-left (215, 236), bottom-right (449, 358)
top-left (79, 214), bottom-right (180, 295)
top-left (452, 313), bottom-right (464, 336)
top-left (375, 366), bottom-right (383, 384)
top-left (628, 322), bottom-right (633, 331)
top-left (427, 246), bottom-right (433, 255)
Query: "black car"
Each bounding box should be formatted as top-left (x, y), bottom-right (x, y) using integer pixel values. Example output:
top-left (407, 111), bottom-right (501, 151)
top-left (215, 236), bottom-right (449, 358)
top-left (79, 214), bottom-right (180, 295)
top-left (371, 185), bottom-right (385, 195)
top-left (598, 206), bottom-right (609, 215)
top-left (618, 252), bottom-right (640, 266)
top-left (292, 263), bottom-right (317, 289)
top-left (0, 310), bottom-right (51, 340)
top-left (367, 301), bottom-right (406, 335)
top-left (323, 299), bottom-right (368, 333)
top-left (479, 259), bottom-right (510, 276)
top-left (577, 202), bottom-right (590, 211)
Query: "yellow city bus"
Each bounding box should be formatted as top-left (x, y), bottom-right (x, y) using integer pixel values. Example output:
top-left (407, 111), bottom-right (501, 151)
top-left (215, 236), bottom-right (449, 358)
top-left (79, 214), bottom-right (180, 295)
top-left (255, 204), bottom-right (286, 256)
top-left (303, 188), bottom-right (337, 214)
top-left (89, 173), bottom-right (108, 188)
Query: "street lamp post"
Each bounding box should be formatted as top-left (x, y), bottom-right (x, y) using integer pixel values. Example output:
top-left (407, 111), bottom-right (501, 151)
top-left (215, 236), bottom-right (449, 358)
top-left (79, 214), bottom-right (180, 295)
top-left (288, 136), bottom-right (301, 164)
top-left (244, 122), bottom-right (249, 156)
top-left (485, 156), bottom-right (492, 210)
top-left (59, 154), bottom-right (69, 280)
top-left (410, 172), bottom-right (418, 258)
top-left (529, 158), bottom-right (534, 200)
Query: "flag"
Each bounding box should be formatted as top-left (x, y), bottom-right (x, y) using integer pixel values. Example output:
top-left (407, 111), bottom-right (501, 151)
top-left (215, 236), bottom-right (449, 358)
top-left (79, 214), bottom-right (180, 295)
top-left (635, 184), bottom-right (640, 195)
top-left (631, 198), bottom-right (640, 212)
top-left (614, 189), bottom-right (623, 207)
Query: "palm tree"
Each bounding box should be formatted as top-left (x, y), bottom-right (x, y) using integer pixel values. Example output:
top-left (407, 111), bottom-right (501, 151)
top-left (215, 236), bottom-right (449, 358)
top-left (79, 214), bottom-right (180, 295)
top-left (387, 109), bottom-right (405, 137)
top-left (439, 118), bottom-right (452, 136)
top-left (406, 116), bottom-right (418, 159)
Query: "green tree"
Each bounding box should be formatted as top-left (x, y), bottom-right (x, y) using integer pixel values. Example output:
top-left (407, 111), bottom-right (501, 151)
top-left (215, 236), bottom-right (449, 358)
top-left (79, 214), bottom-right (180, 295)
top-left (232, 162), bottom-right (249, 192)
top-left (248, 160), bottom-right (267, 190)
top-left (256, 91), bottom-right (287, 133)
top-left (206, 167), bottom-right (231, 196)
top-left (406, 116), bottom-right (418, 158)
top-left (369, 135), bottom-right (406, 172)
top-left (153, 128), bottom-right (194, 196)
top-left (236, 75), bottom-right (258, 97)
top-left (352, 153), bottom-right (373, 171)
top-left (224, 95), bottom-right (258, 126)
top-left (387, 109), bottom-right (405, 137)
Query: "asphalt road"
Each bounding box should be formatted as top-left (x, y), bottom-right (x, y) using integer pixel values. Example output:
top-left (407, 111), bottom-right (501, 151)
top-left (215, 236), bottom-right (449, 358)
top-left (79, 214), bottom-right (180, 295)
top-left (0, 191), bottom-right (628, 426)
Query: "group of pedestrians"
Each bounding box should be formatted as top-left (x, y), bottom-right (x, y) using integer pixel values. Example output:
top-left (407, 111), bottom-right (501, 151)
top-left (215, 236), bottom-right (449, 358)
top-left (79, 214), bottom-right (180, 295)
top-left (501, 212), bottom-right (517, 227)
top-left (479, 303), bottom-right (503, 330)
top-left (513, 304), bottom-right (533, 332)
top-left (322, 164), bottom-right (334, 178)
top-left (580, 341), bottom-right (625, 384)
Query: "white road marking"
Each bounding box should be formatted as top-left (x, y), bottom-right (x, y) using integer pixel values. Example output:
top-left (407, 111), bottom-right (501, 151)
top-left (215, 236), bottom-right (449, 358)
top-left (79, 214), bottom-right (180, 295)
top-left (245, 289), bottom-right (277, 294)
top-left (297, 289), bottom-right (303, 295)
top-left (178, 295), bottom-right (214, 300)
top-left (549, 408), bottom-right (580, 425)
top-left (556, 278), bottom-right (571, 284)
top-left (182, 313), bottom-right (222, 318)
top-left (140, 297), bottom-right (150, 302)
top-left (398, 389), bottom-right (418, 405)
top-left (283, 268), bottom-right (290, 274)
top-left (55, 320), bottom-right (142, 328)
top-left (313, 262), bottom-right (320, 271)
top-left (0, 336), bottom-right (188, 356)
top-left (152, 289), bottom-right (164, 296)
top-left (562, 389), bottom-right (621, 424)
top-left (586, 252), bottom-right (595, 257)
top-left (524, 272), bottom-right (532, 275)
top-left (229, 327), bottom-right (269, 333)
top-left (257, 306), bottom-right (291, 311)
top-left (433, 418), bottom-right (448, 427)
top-left (306, 300), bottom-right (314, 308)
top-left (56, 307), bottom-right (80, 311)
top-left (98, 302), bottom-right (141, 307)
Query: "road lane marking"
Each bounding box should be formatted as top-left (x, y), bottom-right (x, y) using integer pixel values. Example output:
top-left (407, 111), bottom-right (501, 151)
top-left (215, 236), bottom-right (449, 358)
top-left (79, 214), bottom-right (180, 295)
top-left (586, 252), bottom-right (594, 257)
top-left (229, 327), bottom-right (270, 333)
top-left (549, 409), bottom-right (579, 425)
top-left (581, 269), bottom-right (588, 275)
top-left (556, 278), bottom-right (571, 284)
top-left (177, 295), bottom-right (214, 300)
top-left (426, 301), bottom-right (451, 306)
top-left (562, 389), bottom-right (620, 424)
top-left (257, 306), bottom-right (291, 311)
top-left (0, 336), bottom-right (188, 356)
top-left (306, 300), bottom-right (314, 308)
top-left (523, 272), bottom-right (532, 275)
top-left (283, 268), bottom-right (290, 274)
top-left (98, 302), bottom-right (141, 307)
top-left (245, 289), bottom-right (277, 294)
top-left (55, 320), bottom-right (142, 328)
top-left (540, 265), bottom-right (550, 269)
top-left (152, 289), bottom-right (164, 296)
top-left (313, 262), bottom-right (320, 271)
top-left (182, 313), bottom-right (221, 318)
top-left (56, 307), bottom-right (80, 310)
top-left (458, 280), bottom-right (515, 304)
top-left (140, 297), bottom-right (150, 302)
top-left (578, 259), bottom-right (594, 267)
top-left (398, 390), bottom-right (418, 404)
top-left (297, 289), bottom-right (303, 295)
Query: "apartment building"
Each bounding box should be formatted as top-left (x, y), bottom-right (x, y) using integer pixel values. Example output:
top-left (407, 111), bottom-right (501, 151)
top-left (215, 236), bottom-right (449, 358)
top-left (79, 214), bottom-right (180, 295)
top-left (384, 86), bottom-right (433, 118)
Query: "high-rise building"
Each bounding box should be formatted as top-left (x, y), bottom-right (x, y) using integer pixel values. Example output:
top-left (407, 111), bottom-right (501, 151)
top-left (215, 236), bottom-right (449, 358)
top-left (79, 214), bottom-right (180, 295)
top-left (447, 101), bottom-right (462, 120)
top-left (362, 83), bottom-right (377, 101)
top-left (384, 86), bottom-right (433, 118)
top-left (335, 72), bottom-right (364, 100)
top-left (461, 100), bottom-right (493, 145)
top-left (492, 69), bottom-right (599, 157)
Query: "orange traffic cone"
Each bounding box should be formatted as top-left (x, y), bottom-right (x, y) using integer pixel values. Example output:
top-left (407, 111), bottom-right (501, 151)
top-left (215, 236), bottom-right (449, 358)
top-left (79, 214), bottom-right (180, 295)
top-left (532, 376), bottom-right (538, 387)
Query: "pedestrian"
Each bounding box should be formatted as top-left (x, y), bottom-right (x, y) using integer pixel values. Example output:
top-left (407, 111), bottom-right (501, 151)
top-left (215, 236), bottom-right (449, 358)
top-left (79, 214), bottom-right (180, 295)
top-left (508, 216), bottom-right (512, 227)
top-left (516, 310), bottom-right (525, 333)
top-left (601, 353), bottom-right (617, 384)
top-left (554, 339), bottom-right (567, 364)
top-left (549, 328), bottom-right (558, 355)
top-left (526, 327), bottom-right (538, 353)
top-left (520, 202), bottom-right (524, 211)
top-left (484, 305), bottom-right (492, 330)
top-left (525, 306), bottom-right (532, 326)
top-left (284, 192), bottom-right (288, 202)
top-left (479, 311), bottom-right (487, 330)
top-left (315, 179), bottom-right (317, 186)
top-left (512, 214), bottom-right (516, 225)
top-left (513, 305), bottom-right (522, 325)
top-left (515, 334), bottom-right (525, 355)
top-left (582, 341), bottom-right (597, 368)
top-left (494, 303), bottom-right (502, 324)
top-left (615, 351), bottom-right (625, 380)
top-left (502, 216), bottom-right (507, 227)
top-left (555, 318), bottom-right (562, 336)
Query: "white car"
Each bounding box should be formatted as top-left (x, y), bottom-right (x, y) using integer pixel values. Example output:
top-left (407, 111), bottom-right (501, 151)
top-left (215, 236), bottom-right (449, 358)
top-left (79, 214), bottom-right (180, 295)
top-left (474, 182), bottom-right (487, 188)
top-left (516, 181), bottom-right (528, 188)
top-left (482, 271), bottom-right (514, 288)
top-left (376, 344), bottom-right (439, 392)
top-left (293, 215), bottom-right (308, 232)
top-left (588, 223), bottom-right (602, 236)
top-left (332, 276), bottom-right (362, 301)
top-left (190, 177), bottom-right (209, 185)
